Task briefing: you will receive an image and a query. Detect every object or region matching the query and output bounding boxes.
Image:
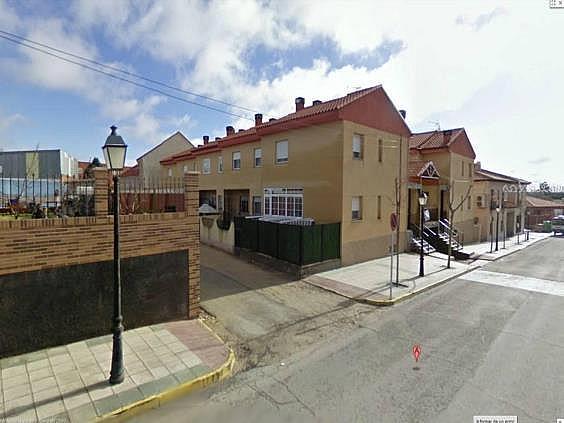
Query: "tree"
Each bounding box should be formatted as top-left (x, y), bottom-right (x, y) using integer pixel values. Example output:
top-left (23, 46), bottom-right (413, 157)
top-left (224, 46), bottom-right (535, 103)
top-left (84, 157), bottom-right (103, 179)
top-left (539, 181), bottom-right (551, 194)
top-left (445, 180), bottom-right (472, 268)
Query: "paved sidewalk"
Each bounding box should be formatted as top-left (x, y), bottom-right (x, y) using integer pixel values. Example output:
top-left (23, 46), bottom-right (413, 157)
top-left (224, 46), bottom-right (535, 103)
top-left (0, 320), bottom-right (233, 422)
top-left (304, 232), bottom-right (550, 305)
top-left (305, 253), bottom-right (477, 305)
top-left (464, 231), bottom-right (551, 260)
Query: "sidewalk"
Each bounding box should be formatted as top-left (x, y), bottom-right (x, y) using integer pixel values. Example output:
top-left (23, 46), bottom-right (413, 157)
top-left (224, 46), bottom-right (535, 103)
top-left (0, 320), bottom-right (234, 423)
top-left (464, 231), bottom-right (551, 261)
top-left (304, 231), bottom-right (551, 305)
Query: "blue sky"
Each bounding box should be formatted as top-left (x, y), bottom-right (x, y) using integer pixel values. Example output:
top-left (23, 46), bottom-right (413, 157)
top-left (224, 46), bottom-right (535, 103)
top-left (0, 0), bottom-right (563, 186)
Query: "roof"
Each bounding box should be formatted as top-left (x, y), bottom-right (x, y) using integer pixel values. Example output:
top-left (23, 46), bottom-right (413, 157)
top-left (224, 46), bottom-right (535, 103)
top-left (408, 159), bottom-right (440, 180)
top-left (161, 85), bottom-right (411, 165)
top-left (121, 165), bottom-right (139, 177)
top-left (137, 131), bottom-right (193, 161)
top-left (526, 196), bottom-right (564, 208)
top-left (409, 128), bottom-right (476, 159)
top-left (474, 168), bottom-right (530, 185)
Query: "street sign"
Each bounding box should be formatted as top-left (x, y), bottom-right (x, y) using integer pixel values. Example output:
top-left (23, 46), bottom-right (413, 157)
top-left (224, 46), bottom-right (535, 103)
top-left (390, 212), bottom-right (398, 231)
top-left (412, 344), bottom-right (421, 362)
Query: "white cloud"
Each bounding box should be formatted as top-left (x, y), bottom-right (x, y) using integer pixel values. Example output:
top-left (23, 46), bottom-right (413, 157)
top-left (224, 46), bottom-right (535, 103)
top-left (4, 0), bottom-right (564, 184)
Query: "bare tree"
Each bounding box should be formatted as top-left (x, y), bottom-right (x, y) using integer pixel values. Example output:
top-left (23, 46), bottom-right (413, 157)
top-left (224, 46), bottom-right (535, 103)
top-left (445, 180), bottom-right (472, 268)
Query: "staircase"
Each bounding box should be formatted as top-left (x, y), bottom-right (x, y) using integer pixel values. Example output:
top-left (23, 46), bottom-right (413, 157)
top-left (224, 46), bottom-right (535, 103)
top-left (410, 219), bottom-right (471, 260)
top-left (410, 223), bottom-right (436, 254)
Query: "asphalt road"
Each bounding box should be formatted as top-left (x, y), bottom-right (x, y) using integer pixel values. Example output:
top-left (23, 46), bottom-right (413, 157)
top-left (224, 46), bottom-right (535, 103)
top-left (134, 237), bottom-right (564, 423)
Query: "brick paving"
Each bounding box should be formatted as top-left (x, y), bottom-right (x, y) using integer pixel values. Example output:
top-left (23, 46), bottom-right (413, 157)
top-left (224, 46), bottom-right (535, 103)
top-left (0, 319), bottom-right (230, 422)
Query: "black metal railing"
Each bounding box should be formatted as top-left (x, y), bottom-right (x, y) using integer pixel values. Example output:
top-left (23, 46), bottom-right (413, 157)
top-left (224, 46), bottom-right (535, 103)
top-left (108, 177), bottom-right (185, 215)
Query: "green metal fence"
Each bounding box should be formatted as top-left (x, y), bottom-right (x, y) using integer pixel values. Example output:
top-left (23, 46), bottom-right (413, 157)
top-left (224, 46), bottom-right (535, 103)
top-left (234, 217), bottom-right (340, 265)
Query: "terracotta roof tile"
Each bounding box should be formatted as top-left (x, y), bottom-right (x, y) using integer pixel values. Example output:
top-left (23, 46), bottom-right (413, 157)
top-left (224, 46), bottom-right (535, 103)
top-left (409, 128), bottom-right (465, 150)
top-left (526, 196), bottom-right (564, 208)
top-left (474, 168), bottom-right (530, 184)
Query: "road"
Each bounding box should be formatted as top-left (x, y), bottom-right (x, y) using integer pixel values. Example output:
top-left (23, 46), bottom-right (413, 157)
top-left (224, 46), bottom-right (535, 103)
top-left (134, 237), bottom-right (564, 423)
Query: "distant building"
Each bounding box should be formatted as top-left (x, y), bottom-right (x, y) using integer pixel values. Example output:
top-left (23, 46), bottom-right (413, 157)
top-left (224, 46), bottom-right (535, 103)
top-left (137, 132), bottom-right (193, 181)
top-left (0, 149), bottom-right (79, 179)
top-left (525, 196), bottom-right (564, 228)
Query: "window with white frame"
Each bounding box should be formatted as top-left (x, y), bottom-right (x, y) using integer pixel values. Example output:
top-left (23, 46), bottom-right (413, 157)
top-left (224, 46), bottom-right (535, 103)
top-left (218, 156), bottom-right (223, 173)
top-left (353, 134), bottom-right (363, 159)
top-left (168, 168), bottom-right (173, 177)
top-left (232, 151), bottom-right (241, 170)
top-left (275, 140), bottom-right (288, 164)
top-left (378, 139), bottom-right (383, 162)
top-left (352, 196), bottom-right (362, 220)
top-left (263, 188), bottom-right (303, 217)
top-left (183, 165), bottom-right (188, 174)
top-left (202, 158), bottom-right (211, 174)
top-left (254, 148), bottom-right (262, 167)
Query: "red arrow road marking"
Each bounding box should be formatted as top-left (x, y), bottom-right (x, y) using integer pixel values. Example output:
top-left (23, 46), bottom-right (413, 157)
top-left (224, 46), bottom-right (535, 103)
top-left (412, 344), bottom-right (421, 362)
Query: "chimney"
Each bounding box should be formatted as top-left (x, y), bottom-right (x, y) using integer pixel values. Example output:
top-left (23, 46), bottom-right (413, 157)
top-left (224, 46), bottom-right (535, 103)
top-left (399, 109), bottom-right (406, 119)
top-left (269, 118), bottom-right (276, 122)
top-left (312, 100), bottom-right (322, 106)
top-left (203, 135), bottom-right (209, 145)
top-left (226, 126), bottom-right (235, 136)
top-left (215, 137), bottom-right (221, 141)
top-left (254, 113), bottom-right (263, 126)
top-left (238, 129), bottom-right (244, 133)
top-left (295, 97), bottom-right (305, 111)
top-left (474, 161), bottom-right (481, 171)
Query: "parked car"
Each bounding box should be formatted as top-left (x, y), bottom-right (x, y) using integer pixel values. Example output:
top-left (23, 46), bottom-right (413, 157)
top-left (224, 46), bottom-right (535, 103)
top-left (552, 215), bottom-right (564, 235)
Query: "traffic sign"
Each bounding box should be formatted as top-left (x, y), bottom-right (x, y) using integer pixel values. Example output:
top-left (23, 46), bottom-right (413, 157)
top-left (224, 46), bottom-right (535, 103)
top-left (390, 213), bottom-right (398, 231)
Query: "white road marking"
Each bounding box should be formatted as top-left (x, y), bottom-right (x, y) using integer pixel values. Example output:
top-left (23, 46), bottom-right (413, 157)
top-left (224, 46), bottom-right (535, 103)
top-left (462, 269), bottom-right (564, 297)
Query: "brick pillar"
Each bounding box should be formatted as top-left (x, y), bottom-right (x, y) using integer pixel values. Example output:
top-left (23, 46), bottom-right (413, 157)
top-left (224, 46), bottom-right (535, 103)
top-left (93, 168), bottom-right (109, 217)
top-left (185, 172), bottom-right (200, 318)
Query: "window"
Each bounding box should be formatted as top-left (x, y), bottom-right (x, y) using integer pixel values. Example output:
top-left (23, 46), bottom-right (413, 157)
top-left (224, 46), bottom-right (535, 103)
top-left (378, 139), bottom-right (383, 163)
top-left (468, 163), bottom-right (473, 178)
top-left (240, 195), bottom-right (249, 213)
top-left (183, 165), bottom-right (188, 174)
top-left (218, 156), bottom-right (223, 173)
top-left (477, 196), bottom-right (483, 208)
top-left (202, 158), bottom-right (211, 174)
top-left (217, 194), bottom-right (223, 211)
top-left (276, 140), bottom-right (288, 164)
top-left (168, 168), bottom-right (173, 177)
top-left (352, 196), bottom-right (362, 220)
top-left (254, 148), bottom-right (262, 167)
top-left (263, 188), bottom-right (303, 217)
top-left (461, 161), bottom-right (464, 177)
top-left (252, 196), bottom-right (262, 215)
top-left (377, 195), bottom-right (382, 220)
top-left (352, 134), bottom-right (363, 159)
top-left (467, 195), bottom-right (471, 210)
top-left (232, 152), bottom-right (241, 170)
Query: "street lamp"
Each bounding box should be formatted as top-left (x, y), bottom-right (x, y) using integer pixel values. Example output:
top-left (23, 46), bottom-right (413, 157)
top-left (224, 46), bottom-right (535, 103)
top-left (102, 125), bottom-right (127, 385)
top-left (418, 191), bottom-right (428, 277)
top-left (495, 206), bottom-right (500, 252)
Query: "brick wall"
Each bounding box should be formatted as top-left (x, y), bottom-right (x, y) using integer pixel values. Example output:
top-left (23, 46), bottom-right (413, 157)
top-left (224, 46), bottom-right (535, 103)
top-left (0, 170), bottom-right (201, 356)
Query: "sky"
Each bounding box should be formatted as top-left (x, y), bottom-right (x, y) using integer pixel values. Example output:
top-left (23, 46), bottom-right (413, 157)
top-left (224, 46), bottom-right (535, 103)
top-left (0, 0), bottom-right (563, 186)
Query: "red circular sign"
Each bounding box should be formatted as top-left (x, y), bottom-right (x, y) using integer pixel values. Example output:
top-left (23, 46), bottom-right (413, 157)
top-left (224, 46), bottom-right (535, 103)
top-left (390, 213), bottom-right (398, 231)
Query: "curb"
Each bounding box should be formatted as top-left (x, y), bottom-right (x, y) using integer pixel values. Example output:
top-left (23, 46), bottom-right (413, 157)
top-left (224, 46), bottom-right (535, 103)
top-left (97, 325), bottom-right (235, 422)
top-left (361, 265), bottom-right (480, 306)
top-left (471, 236), bottom-right (549, 262)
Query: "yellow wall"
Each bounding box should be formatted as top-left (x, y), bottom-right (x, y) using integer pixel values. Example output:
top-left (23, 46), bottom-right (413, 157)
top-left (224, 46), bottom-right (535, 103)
top-left (340, 121), bottom-right (409, 264)
top-left (140, 133), bottom-right (192, 180)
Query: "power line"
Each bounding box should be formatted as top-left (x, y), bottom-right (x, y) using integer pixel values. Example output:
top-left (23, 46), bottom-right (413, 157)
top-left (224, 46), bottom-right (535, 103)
top-left (0, 32), bottom-right (254, 121)
top-left (0, 29), bottom-right (258, 114)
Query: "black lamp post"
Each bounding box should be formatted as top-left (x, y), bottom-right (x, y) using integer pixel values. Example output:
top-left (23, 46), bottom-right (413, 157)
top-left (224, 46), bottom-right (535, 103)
top-left (495, 206), bottom-right (500, 252)
top-left (418, 191), bottom-right (428, 277)
top-left (103, 125), bottom-right (127, 385)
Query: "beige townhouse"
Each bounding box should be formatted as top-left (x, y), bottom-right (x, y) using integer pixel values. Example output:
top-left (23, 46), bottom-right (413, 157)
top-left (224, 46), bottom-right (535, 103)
top-left (472, 163), bottom-right (530, 243)
top-left (161, 85), bottom-right (411, 265)
top-left (408, 128), bottom-right (477, 244)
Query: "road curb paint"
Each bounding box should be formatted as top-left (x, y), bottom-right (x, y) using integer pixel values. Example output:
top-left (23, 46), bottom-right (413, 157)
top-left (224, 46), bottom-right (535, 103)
top-left (96, 322), bottom-right (235, 422)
